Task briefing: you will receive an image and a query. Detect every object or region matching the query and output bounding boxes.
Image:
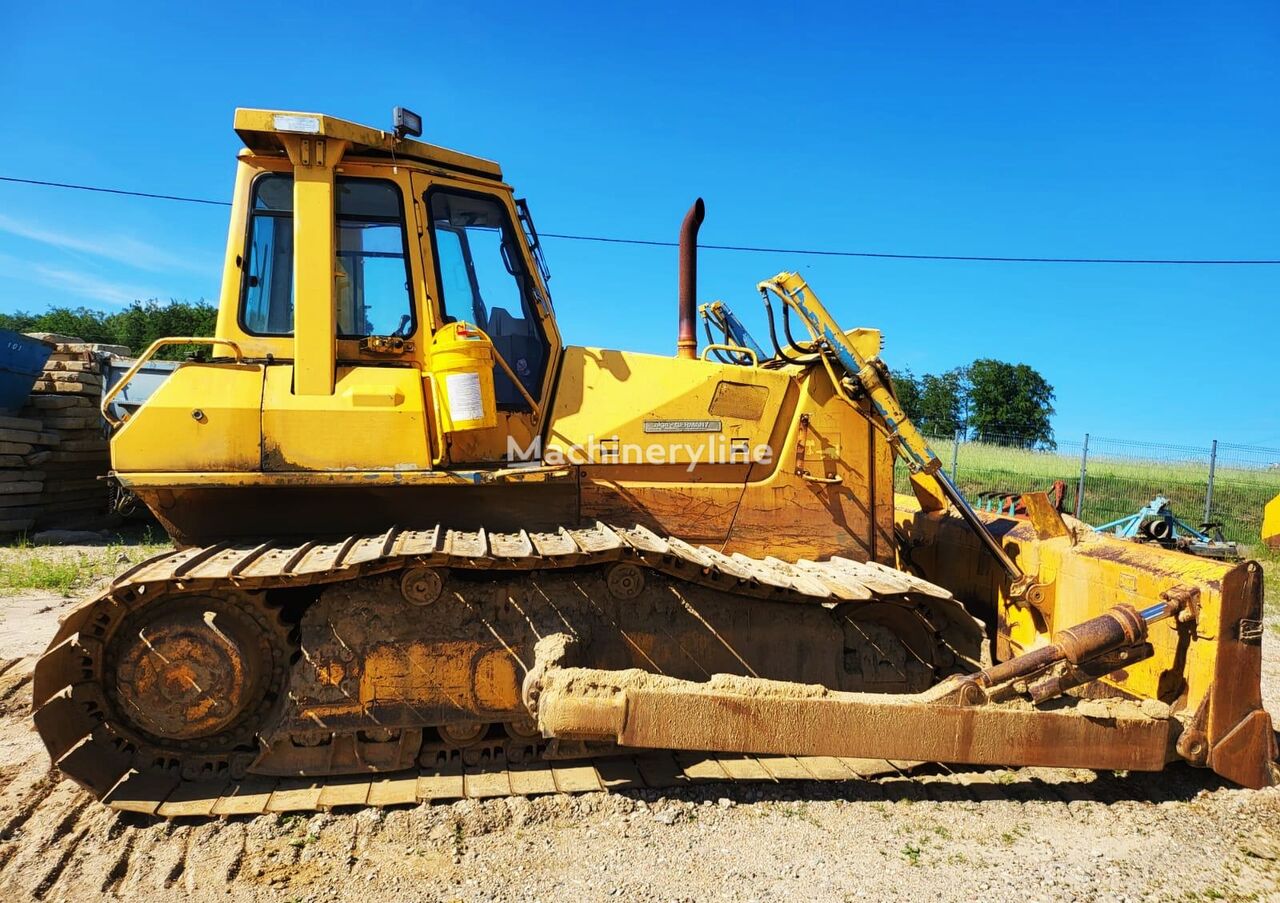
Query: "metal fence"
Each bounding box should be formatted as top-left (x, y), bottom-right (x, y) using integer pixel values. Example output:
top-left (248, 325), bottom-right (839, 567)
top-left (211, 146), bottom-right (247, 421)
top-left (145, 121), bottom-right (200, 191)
top-left (894, 432), bottom-right (1280, 547)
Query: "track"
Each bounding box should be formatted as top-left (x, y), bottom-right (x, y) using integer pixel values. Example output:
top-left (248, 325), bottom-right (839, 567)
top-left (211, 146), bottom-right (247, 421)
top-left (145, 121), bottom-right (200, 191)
top-left (31, 523), bottom-right (984, 817)
top-left (3, 549), bottom-right (1278, 901)
top-left (4, 650), bottom-right (1278, 903)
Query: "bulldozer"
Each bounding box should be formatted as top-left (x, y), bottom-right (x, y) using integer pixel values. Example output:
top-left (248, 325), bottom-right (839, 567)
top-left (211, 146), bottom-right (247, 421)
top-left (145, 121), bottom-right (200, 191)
top-left (32, 108), bottom-right (1277, 815)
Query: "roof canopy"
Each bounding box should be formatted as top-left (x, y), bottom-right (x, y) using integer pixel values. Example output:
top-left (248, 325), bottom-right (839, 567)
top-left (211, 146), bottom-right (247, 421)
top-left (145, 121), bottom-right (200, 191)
top-left (233, 108), bottom-right (503, 179)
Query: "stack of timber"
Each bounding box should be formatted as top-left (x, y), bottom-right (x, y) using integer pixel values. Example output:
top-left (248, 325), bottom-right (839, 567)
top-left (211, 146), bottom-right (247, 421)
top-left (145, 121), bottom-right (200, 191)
top-left (0, 412), bottom-right (60, 533)
top-left (0, 335), bottom-right (130, 533)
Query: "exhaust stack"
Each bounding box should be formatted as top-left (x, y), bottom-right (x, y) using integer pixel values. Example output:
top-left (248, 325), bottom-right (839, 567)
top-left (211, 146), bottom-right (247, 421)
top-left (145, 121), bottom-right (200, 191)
top-left (677, 198), bottom-right (705, 360)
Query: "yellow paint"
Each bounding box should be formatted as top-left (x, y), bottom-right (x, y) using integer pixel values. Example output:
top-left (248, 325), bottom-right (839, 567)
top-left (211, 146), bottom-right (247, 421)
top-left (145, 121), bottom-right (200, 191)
top-left (261, 365), bottom-right (431, 471)
top-left (1264, 492), bottom-right (1280, 549)
top-left (428, 322), bottom-right (498, 433)
top-left (360, 640), bottom-right (521, 715)
top-left (548, 347), bottom-right (791, 467)
top-left (115, 464), bottom-right (571, 489)
top-left (233, 108), bottom-right (503, 179)
top-left (895, 493), bottom-right (1246, 713)
top-left (283, 135), bottom-right (346, 396)
top-left (111, 363), bottom-right (264, 472)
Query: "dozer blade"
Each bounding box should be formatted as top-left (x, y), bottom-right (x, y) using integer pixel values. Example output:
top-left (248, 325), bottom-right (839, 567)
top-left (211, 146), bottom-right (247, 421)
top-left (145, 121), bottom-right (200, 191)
top-left (534, 667), bottom-right (1173, 774)
top-left (530, 594), bottom-right (1280, 787)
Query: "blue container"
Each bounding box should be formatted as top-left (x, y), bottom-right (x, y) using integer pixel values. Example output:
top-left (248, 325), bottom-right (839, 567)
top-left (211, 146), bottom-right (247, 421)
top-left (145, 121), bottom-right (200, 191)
top-left (0, 330), bottom-right (53, 413)
top-left (101, 355), bottom-right (179, 426)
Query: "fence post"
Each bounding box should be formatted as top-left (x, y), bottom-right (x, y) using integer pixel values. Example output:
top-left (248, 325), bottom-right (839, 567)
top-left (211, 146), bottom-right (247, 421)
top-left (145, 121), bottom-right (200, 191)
top-left (1204, 439), bottom-right (1218, 525)
top-left (950, 428), bottom-right (962, 482)
top-left (1074, 433), bottom-right (1089, 519)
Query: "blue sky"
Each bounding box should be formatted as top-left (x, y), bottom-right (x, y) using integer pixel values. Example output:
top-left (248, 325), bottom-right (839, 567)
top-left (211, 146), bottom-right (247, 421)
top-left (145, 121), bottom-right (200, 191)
top-left (3, 2), bottom-right (1276, 448)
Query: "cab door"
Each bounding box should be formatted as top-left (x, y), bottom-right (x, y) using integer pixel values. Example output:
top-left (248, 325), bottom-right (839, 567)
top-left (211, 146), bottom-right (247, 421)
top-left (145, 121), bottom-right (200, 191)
top-left (411, 173), bottom-right (561, 464)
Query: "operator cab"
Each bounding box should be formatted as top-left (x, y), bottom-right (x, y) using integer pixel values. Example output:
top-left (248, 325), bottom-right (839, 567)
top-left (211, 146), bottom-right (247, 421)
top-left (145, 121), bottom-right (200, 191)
top-left (211, 107), bottom-right (562, 466)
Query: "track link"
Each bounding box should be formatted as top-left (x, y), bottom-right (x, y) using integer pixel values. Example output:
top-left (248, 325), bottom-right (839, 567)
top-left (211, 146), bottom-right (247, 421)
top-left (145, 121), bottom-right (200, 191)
top-left (33, 522), bottom-right (983, 816)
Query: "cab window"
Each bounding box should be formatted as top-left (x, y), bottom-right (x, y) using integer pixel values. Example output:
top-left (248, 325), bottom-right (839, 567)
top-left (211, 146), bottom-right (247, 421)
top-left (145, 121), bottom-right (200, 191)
top-left (240, 174), bottom-right (415, 339)
top-left (427, 190), bottom-right (549, 408)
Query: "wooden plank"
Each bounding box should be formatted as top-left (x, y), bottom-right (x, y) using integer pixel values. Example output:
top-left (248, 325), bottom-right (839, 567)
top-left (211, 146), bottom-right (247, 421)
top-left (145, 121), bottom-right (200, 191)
top-left (0, 415), bottom-right (43, 431)
top-left (0, 443), bottom-right (33, 456)
top-left (507, 761), bottom-right (558, 796)
top-left (157, 780), bottom-right (227, 818)
top-left (265, 778), bottom-right (324, 812)
top-left (103, 770), bottom-right (180, 815)
top-left (49, 342), bottom-right (129, 355)
top-left (414, 760), bottom-right (464, 802)
top-left (32, 381), bottom-right (99, 395)
top-left (42, 360), bottom-right (100, 373)
top-left (27, 395), bottom-right (95, 409)
top-left (0, 494), bottom-right (43, 507)
top-left (365, 771), bottom-right (419, 806)
top-left (42, 417), bottom-right (102, 429)
top-left (38, 371), bottom-right (102, 386)
top-left (316, 775), bottom-right (372, 810)
top-left (550, 761), bottom-right (603, 793)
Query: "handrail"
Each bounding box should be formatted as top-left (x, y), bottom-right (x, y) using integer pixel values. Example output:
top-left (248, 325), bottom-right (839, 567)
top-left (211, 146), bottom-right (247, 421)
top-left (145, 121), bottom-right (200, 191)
top-left (101, 337), bottom-right (244, 428)
top-left (700, 343), bottom-right (758, 366)
top-left (489, 341), bottom-right (542, 424)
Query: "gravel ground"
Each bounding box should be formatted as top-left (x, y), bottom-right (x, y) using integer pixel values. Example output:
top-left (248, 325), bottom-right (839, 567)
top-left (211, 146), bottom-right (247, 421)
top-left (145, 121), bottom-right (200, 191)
top-left (0, 547), bottom-right (1278, 902)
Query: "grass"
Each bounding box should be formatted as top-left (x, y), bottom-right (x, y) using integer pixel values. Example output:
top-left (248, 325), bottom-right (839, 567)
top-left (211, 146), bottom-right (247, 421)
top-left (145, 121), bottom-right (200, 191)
top-left (773, 802), bottom-right (821, 826)
top-left (896, 438), bottom-right (1280, 544)
top-left (0, 531), bottom-right (171, 596)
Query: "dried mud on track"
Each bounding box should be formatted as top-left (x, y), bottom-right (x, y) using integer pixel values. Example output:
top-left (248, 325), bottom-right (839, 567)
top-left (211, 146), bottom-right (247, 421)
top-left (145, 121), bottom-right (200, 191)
top-left (1, 549), bottom-right (1279, 902)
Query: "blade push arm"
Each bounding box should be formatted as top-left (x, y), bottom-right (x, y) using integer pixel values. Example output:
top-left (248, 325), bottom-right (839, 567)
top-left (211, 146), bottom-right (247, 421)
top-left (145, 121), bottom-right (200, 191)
top-left (758, 272), bottom-right (1039, 603)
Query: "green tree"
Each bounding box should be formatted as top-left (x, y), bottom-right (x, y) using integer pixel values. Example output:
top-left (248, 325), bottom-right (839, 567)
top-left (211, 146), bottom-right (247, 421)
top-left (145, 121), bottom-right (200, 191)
top-left (890, 368), bottom-right (923, 423)
top-left (0, 299), bottom-right (216, 359)
top-left (917, 368), bottom-right (967, 438)
top-left (966, 358), bottom-right (1056, 449)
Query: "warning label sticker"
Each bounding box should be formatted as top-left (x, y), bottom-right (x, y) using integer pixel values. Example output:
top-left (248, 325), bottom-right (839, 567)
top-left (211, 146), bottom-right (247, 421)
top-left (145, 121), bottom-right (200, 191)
top-left (445, 371), bottom-right (484, 424)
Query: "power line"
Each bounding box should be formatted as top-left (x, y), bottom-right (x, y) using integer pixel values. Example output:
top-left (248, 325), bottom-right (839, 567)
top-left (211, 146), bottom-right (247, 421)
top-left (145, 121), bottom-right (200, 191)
top-left (0, 176), bottom-right (231, 207)
top-left (4, 174), bottom-right (1278, 266)
top-left (540, 232), bottom-right (1280, 265)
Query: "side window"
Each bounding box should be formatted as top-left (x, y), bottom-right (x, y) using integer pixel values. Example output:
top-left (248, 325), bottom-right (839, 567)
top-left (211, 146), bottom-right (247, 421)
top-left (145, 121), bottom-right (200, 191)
top-left (427, 190), bottom-right (549, 409)
top-left (240, 174), bottom-right (415, 338)
top-left (242, 175), bottom-right (294, 335)
top-left (335, 181), bottom-right (415, 338)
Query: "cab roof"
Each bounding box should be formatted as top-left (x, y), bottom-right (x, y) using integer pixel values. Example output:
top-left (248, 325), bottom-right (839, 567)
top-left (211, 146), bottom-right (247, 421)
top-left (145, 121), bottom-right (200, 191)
top-left (233, 108), bottom-right (503, 180)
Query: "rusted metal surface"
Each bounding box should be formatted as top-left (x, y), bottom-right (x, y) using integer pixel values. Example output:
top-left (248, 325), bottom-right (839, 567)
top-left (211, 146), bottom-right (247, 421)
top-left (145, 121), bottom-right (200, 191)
top-left (110, 596), bottom-right (268, 741)
top-left (530, 667), bottom-right (1173, 773)
top-left (33, 522), bottom-right (978, 814)
top-left (131, 481), bottom-right (581, 547)
top-left (677, 199), bottom-right (705, 360)
top-left (1204, 561), bottom-right (1279, 788)
top-left (32, 517), bottom-right (1280, 818)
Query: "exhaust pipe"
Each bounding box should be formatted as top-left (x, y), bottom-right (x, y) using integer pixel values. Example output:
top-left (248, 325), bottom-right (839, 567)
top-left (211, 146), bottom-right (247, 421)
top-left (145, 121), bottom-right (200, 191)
top-left (677, 198), bottom-right (705, 360)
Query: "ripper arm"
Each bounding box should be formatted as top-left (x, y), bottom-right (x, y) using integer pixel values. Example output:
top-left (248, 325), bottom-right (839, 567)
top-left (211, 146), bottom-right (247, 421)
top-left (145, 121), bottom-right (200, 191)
top-left (759, 272), bottom-right (1040, 604)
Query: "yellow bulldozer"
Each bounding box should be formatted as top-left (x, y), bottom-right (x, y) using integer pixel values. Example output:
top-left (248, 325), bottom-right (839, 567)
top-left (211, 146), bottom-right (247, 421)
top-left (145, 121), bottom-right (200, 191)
top-left (33, 108), bottom-right (1277, 815)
